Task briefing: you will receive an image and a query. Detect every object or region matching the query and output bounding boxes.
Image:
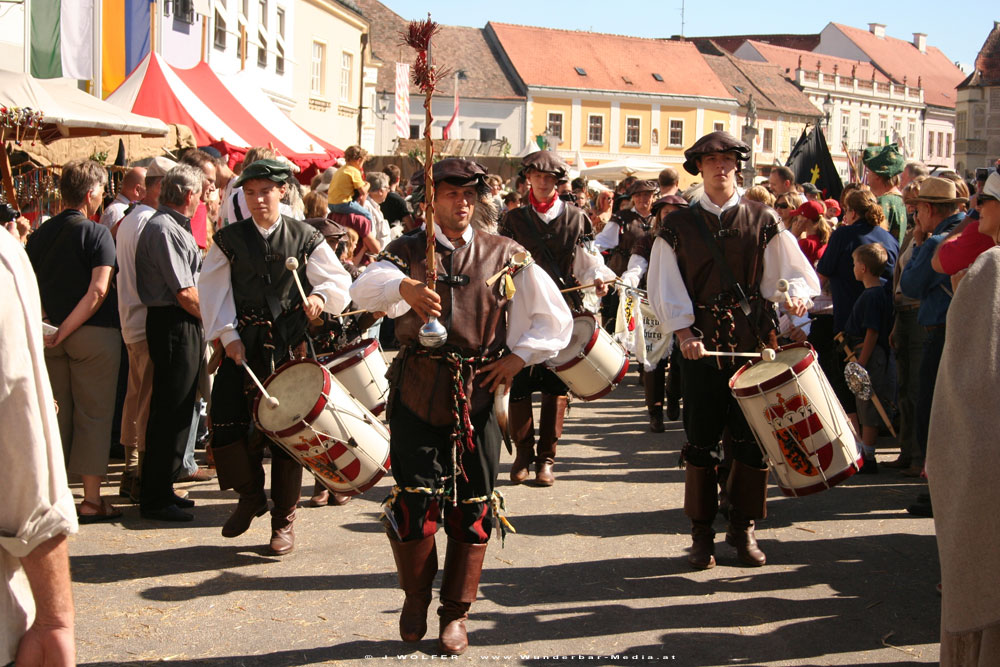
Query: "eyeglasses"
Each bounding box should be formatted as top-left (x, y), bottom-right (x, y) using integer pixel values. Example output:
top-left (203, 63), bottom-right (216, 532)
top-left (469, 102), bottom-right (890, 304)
top-left (775, 203), bottom-right (790, 209)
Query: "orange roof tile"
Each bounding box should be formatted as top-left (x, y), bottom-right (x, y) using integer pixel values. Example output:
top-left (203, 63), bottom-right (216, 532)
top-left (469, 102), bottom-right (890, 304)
top-left (828, 23), bottom-right (966, 108)
top-left (739, 40), bottom-right (890, 85)
top-left (487, 22), bottom-right (734, 101)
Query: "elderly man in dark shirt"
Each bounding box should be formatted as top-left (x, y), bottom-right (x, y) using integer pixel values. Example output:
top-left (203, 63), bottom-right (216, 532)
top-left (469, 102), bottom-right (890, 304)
top-left (135, 164), bottom-right (205, 522)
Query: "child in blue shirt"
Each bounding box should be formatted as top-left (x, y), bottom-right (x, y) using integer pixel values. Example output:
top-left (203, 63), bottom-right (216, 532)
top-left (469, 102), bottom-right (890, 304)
top-left (844, 242), bottom-right (895, 473)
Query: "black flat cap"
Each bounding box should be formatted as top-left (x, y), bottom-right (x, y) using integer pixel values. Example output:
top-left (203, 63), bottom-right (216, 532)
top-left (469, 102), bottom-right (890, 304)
top-left (628, 179), bottom-right (658, 196)
top-left (682, 131), bottom-right (751, 175)
top-left (520, 150), bottom-right (569, 180)
top-left (305, 217), bottom-right (348, 242)
top-left (411, 158), bottom-right (488, 189)
top-left (234, 158), bottom-right (292, 187)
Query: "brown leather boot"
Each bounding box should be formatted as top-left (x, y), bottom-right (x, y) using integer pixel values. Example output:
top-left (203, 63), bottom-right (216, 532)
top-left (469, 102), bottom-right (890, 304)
top-left (214, 438), bottom-right (268, 538)
top-left (438, 538), bottom-right (487, 656)
top-left (684, 463), bottom-right (718, 569)
top-left (308, 477), bottom-right (329, 507)
top-left (535, 394), bottom-right (567, 486)
top-left (269, 453), bottom-right (303, 556)
top-left (388, 533), bottom-right (438, 642)
top-left (725, 460), bottom-right (768, 567)
top-left (508, 398), bottom-right (534, 484)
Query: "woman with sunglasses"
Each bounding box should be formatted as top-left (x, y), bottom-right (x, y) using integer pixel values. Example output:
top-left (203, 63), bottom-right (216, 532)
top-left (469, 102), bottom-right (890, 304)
top-left (773, 192), bottom-right (803, 225)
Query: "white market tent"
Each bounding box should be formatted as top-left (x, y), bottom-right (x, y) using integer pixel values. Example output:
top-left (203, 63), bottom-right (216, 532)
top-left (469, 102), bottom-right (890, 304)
top-left (579, 158), bottom-right (674, 181)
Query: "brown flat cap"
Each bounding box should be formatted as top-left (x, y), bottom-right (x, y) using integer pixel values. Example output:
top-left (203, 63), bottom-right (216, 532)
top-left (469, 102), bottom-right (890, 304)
top-left (520, 150), bottom-right (569, 180)
top-left (627, 179), bottom-right (658, 196)
top-left (651, 194), bottom-right (689, 216)
top-left (305, 217), bottom-right (348, 242)
top-left (682, 131), bottom-right (751, 175)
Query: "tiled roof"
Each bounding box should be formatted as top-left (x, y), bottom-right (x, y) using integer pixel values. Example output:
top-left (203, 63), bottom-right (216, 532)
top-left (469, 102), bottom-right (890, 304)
top-left (690, 34), bottom-right (821, 56)
top-left (739, 40), bottom-right (890, 85)
top-left (702, 51), bottom-right (821, 119)
top-left (960, 21), bottom-right (1000, 88)
top-left (353, 0), bottom-right (523, 100)
top-left (486, 22), bottom-right (734, 100)
top-left (827, 23), bottom-right (965, 108)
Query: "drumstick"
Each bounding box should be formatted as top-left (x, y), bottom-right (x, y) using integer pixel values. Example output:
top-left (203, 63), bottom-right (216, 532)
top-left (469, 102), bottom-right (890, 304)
top-left (559, 280), bottom-right (628, 294)
top-left (833, 333), bottom-right (896, 437)
top-left (776, 278), bottom-right (794, 310)
top-left (242, 361), bottom-right (279, 409)
top-left (701, 349), bottom-right (777, 361)
top-left (335, 308), bottom-right (368, 318)
top-left (285, 256), bottom-right (311, 306)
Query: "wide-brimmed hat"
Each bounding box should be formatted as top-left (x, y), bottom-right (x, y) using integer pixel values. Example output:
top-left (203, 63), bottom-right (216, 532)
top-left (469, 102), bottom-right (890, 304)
top-left (627, 179), bottom-right (658, 196)
top-left (520, 150), bottom-right (569, 180)
top-left (862, 143), bottom-right (905, 179)
top-left (912, 177), bottom-right (966, 204)
top-left (789, 200), bottom-right (825, 222)
top-left (235, 158), bottom-right (292, 187)
top-left (651, 194), bottom-right (688, 216)
top-left (682, 131), bottom-right (751, 176)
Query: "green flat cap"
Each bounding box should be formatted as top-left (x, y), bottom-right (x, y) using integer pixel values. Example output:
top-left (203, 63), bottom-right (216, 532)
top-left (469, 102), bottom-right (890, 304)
top-left (234, 158), bottom-right (292, 187)
top-left (862, 143), bottom-right (904, 179)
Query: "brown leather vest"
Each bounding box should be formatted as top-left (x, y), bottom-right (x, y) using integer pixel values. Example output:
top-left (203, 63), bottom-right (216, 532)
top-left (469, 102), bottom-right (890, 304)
top-left (499, 203), bottom-right (591, 311)
top-left (658, 198), bottom-right (779, 354)
top-left (386, 229), bottom-right (525, 425)
top-left (607, 209), bottom-right (654, 275)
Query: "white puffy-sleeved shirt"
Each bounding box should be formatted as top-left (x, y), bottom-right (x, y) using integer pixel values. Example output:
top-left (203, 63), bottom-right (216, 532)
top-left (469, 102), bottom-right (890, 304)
top-left (647, 189), bottom-right (821, 336)
top-left (199, 216), bottom-right (352, 346)
top-left (350, 225), bottom-right (573, 367)
top-left (0, 232), bottom-right (78, 665)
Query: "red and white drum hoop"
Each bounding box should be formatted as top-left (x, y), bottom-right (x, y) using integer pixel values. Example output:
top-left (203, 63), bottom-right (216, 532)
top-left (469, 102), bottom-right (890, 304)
top-left (319, 338), bottom-right (390, 417)
top-left (730, 343), bottom-right (862, 497)
top-left (546, 312), bottom-right (628, 401)
top-left (253, 359), bottom-right (391, 496)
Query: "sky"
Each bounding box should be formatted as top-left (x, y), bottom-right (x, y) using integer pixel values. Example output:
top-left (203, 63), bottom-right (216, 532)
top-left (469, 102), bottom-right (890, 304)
top-left (383, 1), bottom-right (998, 71)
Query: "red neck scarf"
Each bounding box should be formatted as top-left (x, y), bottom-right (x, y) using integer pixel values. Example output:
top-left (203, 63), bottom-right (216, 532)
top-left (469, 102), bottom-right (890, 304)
top-left (529, 190), bottom-right (558, 214)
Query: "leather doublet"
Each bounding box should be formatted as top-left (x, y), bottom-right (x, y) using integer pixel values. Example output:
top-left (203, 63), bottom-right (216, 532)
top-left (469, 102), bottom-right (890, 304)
top-left (607, 209), bottom-right (654, 275)
top-left (386, 230), bottom-right (526, 425)
top-left (658, 198), bottom-right (779, 351)
top-left (499, 203), bottom-right (591, 310)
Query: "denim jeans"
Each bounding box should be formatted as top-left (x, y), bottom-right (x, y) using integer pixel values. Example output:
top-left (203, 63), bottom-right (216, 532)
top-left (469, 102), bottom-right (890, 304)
top-left (329, 201), bottom-right (372, 221)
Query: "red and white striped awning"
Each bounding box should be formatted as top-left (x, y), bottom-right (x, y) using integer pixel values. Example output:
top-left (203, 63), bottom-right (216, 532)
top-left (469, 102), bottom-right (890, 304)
top-left (106, 53), bottom-right (342, 182)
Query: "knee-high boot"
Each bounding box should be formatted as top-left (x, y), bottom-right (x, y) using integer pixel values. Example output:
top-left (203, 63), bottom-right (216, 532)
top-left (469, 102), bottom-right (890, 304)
top-left (508, 398), bottom-right (535, 484)
top-left (644, 366), bottom-right (665, 433)
top-left (438, 538), bottom-right (487, 656)
top-left (684, 463), bottom-right (718, 569)
top-left (725, 460), bottom-right (768, 567)
top-left (214, 438), bottom-right (268, 538)
top-left (388, 533), bottom-right (438, 642)
top-left (268, 453), bottom-right (303, 555)
top-left (535, 394), bottom-right (567, 486)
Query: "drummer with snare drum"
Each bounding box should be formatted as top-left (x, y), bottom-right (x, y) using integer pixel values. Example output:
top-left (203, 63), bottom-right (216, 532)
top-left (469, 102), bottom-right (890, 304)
top-left (646, 132), bottom-right (820, 570)
top-left (498, 151), bottom-right (616, 486)
top-left (350, 158), bottom-right (572, 655)
top-left (199, 159), bottom-right (352, 556)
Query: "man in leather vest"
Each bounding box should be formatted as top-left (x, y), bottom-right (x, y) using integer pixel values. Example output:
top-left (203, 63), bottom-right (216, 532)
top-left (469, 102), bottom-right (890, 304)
top-left (350, 158), bottom-right (572, 655)
top-left (198, 159), bottom-right (352, 555)
top-left (596, 178), bottom-right (657, 275)
top-left (647, 132), bottom-right (820, 570)
top-left (498, 151), bottom-right (615, 486)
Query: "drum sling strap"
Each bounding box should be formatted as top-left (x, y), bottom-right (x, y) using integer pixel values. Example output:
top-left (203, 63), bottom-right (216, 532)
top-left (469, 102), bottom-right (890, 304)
top-left (690, 203), bottom-right (769, 349)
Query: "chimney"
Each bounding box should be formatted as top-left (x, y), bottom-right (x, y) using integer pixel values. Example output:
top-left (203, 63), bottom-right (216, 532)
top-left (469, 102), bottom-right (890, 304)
top-left (868, 23), bottom-right (886, 39)
top-left (913, 33), bottom-right (927, 53)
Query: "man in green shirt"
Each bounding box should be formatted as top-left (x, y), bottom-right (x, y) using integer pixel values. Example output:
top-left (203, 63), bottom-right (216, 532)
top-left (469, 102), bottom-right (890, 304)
top-left (863, 143), bottom-right (907, 247)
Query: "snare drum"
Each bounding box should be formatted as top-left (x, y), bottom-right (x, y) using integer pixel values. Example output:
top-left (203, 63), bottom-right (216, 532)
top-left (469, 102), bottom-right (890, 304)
top-left (319, 338), bottom-right (390, 416)
top-left (254, 359), bottom-right (391, 496)
top-left (546, 312), bottom-right (629, 401)
top-left (729, 343), bottom-right (862, 497)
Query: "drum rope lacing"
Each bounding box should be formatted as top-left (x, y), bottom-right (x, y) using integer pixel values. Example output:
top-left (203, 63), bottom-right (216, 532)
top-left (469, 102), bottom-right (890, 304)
top-left (381, 486), bottom-right (515, 545)
top-left (409, 347), bottom-right (503, 505)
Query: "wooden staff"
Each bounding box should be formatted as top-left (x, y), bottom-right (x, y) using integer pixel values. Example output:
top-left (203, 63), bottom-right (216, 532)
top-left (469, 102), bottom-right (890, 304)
top-left (834, 332), bottom-right (896, 437)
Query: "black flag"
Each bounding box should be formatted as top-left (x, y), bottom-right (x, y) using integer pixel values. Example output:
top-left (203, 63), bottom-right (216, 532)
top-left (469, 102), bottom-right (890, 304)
top-left (785, 125), bottom-right (842, 202)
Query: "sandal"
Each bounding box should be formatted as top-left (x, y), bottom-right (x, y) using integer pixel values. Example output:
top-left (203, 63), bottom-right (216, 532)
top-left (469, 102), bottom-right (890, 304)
top-left (77, 498), bottom-right (123, 524)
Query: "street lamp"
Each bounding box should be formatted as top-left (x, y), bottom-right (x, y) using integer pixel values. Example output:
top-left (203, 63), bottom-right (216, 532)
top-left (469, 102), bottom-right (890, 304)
top-left (822, 93), bottom-right (834, 132)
